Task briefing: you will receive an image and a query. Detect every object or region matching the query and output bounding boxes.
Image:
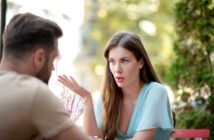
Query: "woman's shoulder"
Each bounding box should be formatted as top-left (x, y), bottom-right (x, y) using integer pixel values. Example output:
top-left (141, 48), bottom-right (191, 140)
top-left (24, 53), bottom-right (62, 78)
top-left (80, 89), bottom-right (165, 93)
top-left (146, 82), bottom-right (168, 97)
top-left (147, 82), bottom-right (166, 91)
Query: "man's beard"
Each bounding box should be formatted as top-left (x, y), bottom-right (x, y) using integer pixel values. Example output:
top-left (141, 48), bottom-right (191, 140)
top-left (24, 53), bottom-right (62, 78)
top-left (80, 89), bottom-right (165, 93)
top-left (35, 62), bottom-right (51, 84)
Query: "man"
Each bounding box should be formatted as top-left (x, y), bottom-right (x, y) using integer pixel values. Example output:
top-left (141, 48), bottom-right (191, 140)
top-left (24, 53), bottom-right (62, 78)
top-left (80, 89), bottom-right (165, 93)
top-left (0, 13), bottom-right (91, 140)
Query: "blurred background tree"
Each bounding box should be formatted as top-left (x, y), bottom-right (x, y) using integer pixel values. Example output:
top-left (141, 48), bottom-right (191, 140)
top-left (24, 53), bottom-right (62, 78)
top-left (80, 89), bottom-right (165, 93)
top-left (75, 0), bottom-right (176, 91)
top-left (169, 0), bottom-right (214, 138)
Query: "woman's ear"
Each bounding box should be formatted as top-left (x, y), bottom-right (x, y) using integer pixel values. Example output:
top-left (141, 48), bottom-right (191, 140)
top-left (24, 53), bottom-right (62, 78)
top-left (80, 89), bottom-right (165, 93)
top-left (139, 59), bottom-right (144, 69)
top-left (33, 48), bottom-right (46, 71)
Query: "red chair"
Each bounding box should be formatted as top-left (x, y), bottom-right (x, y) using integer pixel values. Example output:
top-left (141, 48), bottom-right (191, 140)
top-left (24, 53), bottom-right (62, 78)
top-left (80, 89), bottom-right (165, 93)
top-left (171, 129), bottom-right (210, 140)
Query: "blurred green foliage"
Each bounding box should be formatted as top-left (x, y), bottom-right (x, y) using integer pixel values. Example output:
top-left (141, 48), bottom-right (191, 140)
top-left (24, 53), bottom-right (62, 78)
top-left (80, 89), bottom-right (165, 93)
top-left (82, 0), bottom-right (175, 82)
top-left (170, 0), bottom-right (214, 138)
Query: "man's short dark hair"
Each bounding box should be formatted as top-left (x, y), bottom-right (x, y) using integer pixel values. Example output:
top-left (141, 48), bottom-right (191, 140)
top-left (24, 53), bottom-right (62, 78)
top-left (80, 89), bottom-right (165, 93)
top-left (2, 13), bottom-right (62, 59)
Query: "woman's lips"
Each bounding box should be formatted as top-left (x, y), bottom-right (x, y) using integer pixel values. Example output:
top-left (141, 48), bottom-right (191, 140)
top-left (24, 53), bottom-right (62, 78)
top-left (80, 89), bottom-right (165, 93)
top-left (115, 77), bottom-right (125, 83)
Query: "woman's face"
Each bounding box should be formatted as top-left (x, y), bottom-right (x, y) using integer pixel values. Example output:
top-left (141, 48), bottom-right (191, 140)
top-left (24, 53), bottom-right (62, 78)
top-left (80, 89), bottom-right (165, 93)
top-left (108, 46), bottom-right (143, 88)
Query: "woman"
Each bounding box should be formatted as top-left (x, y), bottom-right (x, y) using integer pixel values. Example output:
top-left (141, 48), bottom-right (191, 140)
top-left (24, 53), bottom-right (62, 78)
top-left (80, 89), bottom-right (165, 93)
top-left (58, 31), bottom-right (174, 140)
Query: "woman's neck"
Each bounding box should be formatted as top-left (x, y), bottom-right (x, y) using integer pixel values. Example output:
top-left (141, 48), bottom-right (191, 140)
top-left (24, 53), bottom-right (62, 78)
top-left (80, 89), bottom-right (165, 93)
top-left (122, 81), bottom-right (144, 102)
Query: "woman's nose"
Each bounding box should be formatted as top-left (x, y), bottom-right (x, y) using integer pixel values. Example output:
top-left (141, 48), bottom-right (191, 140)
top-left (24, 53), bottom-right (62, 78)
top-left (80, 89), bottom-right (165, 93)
top-left (115, 63), bottom-right (122, 73)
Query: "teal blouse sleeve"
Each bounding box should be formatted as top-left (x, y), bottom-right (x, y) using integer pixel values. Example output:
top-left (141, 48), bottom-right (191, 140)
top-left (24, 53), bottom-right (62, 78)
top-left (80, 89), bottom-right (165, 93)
top-left (136, 82), bottom-right (173, 131)
top-left (94, 95), bottom-right (102, 128)
top-left (94, 82), bottom-right (173, 140)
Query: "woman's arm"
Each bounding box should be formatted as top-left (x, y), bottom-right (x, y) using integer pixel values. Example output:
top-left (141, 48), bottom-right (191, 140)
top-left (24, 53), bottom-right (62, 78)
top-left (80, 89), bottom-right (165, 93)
top-left (58, 75), bottom-right (103, 138)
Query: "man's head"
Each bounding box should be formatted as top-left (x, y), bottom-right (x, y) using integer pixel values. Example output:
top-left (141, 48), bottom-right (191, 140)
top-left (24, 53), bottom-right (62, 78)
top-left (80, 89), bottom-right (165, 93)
top-left (2, 13), bottom-right (62, 83)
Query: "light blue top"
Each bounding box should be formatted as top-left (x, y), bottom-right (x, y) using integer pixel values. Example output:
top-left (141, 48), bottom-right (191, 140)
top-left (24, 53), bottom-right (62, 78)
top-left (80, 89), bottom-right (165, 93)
top-left (94, 82), bottom-right (174, 140)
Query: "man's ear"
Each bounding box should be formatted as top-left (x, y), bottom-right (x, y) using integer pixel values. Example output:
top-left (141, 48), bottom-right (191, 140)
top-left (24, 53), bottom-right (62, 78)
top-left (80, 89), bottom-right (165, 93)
top-left (33, 48), bottom-right (46, 71)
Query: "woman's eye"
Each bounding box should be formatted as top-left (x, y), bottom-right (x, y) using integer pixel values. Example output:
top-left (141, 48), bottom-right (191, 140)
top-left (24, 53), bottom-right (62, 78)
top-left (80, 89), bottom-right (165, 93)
top-left (109, 60), bottom-right (115, 65)
top-left (122, 59), bottom-right (129, 63)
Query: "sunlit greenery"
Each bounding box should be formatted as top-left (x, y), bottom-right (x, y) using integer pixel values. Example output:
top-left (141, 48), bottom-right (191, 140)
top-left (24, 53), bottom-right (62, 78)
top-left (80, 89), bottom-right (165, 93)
top-left (170, 0), bottom-right (214, 138)
top-left (82, 0), bottom-right (176, 83)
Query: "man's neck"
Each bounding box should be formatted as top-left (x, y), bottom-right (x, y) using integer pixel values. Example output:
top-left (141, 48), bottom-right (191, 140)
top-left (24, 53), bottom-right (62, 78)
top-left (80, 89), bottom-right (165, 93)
top-left (0, 60), bottom-right (33, 76)
top-left (0, 62), bottom-right (16, 71)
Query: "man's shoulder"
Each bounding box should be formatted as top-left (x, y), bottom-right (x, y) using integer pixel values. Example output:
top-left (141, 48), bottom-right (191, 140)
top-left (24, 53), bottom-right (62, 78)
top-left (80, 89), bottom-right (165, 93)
top-left (2, 71), bottom-right (44, 85)
top-left (0, 71), bottom-right (48, 95)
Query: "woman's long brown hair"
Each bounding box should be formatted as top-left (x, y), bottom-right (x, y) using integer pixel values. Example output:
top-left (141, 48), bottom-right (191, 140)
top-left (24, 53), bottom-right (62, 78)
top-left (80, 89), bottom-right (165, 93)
top-left (101, 31), bottom-right (160, 140)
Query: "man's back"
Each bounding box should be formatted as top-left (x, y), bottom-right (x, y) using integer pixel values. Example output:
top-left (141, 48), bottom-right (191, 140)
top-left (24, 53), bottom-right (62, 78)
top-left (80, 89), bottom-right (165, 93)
top-left (0, 13), bottom-right (92, 140)
top-left (0, 71), bottom-right (73, 140)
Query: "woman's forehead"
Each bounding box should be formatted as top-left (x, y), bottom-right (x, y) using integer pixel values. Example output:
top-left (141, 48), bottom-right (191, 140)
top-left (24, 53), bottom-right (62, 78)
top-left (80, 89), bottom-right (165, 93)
top-left (108, 47), bottom-right (134, 58)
